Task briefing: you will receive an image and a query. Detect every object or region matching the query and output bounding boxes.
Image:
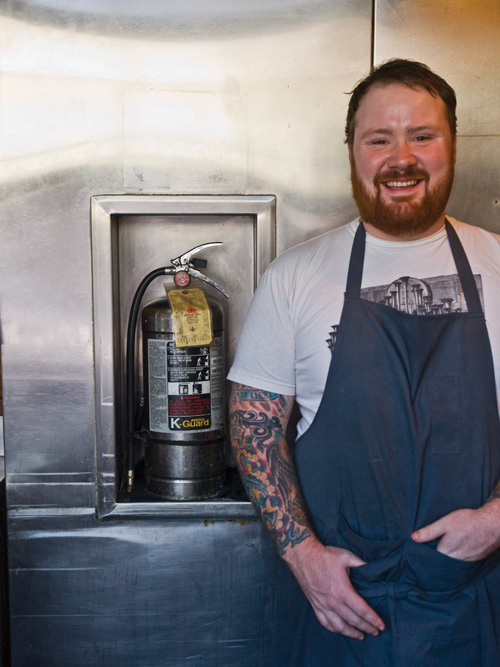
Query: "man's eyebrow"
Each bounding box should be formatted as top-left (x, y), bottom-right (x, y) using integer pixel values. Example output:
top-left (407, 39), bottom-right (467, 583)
top-left (359, 128), bottom-right (392, 140)
top-left (408, 125), bottom-right (437, 134)
top-left (359, 125), bottom-right (437, 140)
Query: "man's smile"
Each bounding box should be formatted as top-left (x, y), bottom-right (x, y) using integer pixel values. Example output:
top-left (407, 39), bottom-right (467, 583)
top-left (383, 179), bottom-right (420, 189)
top-left (375, 172), bottom-right (429, 196)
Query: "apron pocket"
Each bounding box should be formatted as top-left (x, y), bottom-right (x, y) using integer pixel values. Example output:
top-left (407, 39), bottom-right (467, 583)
top-left (334, 515), bottom-right (405, 584)
top-left (403, 539), bottom-right (486, 596)
top-left (334, 515), bottom-right (487, 598)
top-left (334, 516), bottom-right (488, 645)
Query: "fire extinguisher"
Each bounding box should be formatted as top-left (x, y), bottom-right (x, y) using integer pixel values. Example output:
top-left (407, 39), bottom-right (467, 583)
top-left (125, 242), bottom-right (229, 500)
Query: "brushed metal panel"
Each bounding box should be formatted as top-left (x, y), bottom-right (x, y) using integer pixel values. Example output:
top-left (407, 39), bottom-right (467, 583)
top-left (0, 178), bottom-right (97, 509)
top-left (374, 0), bottom-right (500, 130)
top-left (448, 136), bottom-right (500, 235)
top-left (9, 516), bottom-right (280, 667)
top-left (2, 0), bottom-right (363, 38)
top-left (374, 0), bottom-right (500, 235)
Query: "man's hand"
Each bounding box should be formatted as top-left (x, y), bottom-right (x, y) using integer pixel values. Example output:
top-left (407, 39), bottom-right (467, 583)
top-left (285, 536), bottom-right (385, 640)
top-left (411, 499), bottom-right (500, 561)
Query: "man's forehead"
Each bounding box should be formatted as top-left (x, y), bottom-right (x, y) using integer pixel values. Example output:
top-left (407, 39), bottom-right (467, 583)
top-left (353, 81), bottom-right (444, 125)
top-left (360, 80), bottom-right (435, 102)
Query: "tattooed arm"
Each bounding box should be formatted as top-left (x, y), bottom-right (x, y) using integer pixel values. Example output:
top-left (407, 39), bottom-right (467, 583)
top-left (230, 382), bottom-right (385, 639)
top-left (229, 382), bottom-right (310, 552)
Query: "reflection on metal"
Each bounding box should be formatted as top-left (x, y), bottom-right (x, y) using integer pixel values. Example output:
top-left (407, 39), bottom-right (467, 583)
top-left (2, 0), bottom-right (347, 39)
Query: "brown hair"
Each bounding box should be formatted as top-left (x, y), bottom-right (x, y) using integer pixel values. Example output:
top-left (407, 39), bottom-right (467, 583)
top-left (345, 59), bottom-right (457, 147)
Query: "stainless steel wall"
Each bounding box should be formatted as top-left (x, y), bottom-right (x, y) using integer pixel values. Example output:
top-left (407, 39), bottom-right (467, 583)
top-left (374, 0), bottom-right (500, 234)
top-left (0, 0), bottom-right (499, 665)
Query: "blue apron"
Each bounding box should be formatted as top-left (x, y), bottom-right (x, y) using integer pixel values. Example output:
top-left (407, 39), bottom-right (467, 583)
top-left (272, 220), bottom-right (500, 666)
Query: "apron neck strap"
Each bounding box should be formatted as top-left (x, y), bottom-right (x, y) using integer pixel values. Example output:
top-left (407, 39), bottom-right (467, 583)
top-left (345, 219), bottom-right (483, 314)
top-left (345, 221), bottom-right (366, 299)
top-left (444, 218), bottom-right (482, 314)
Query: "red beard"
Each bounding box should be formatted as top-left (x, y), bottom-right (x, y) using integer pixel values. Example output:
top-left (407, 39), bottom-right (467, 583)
top-left (351, 162), bottom-right (454, 238)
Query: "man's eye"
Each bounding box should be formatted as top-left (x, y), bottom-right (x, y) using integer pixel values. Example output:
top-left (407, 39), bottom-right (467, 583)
top-left (415, 135), bottom-right (431, 142)
top-left (371, 139), bottom-right (388, 145)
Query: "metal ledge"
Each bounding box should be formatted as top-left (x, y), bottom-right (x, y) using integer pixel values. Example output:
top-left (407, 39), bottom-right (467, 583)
top-left (98, 497), bottom-right (258, 521)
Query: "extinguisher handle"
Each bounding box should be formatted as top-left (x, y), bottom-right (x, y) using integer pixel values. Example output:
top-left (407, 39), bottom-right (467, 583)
top-left (171, 242), bottom-right (223, 269)
top-left (170, 242), bottom-right (229, 298)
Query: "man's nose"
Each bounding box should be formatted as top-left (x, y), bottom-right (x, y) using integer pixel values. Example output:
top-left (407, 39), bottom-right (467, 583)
top-left (388, 140), bottom-right (417, 170)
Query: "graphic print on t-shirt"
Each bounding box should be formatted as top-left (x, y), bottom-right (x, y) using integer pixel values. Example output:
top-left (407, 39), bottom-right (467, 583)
top-left (326, 273), bottom-right (484, 351)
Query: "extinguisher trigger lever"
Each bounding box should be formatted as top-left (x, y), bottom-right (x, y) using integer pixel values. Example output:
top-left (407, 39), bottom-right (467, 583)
top-left (171, 242), bottom-right (223, 269)
top-left (186, 267), bottom-right (229, 299)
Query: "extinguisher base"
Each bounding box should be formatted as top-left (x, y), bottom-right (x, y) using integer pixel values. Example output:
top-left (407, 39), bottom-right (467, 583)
top-left (144, 438), bottom-right (226, 501)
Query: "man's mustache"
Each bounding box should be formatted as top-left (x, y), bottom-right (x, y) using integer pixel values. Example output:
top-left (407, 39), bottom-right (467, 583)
top-left (375, 168), bottom-right (430, 185)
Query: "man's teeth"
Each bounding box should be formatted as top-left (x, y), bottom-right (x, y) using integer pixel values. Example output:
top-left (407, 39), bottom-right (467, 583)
top-left (385, 180), bottom-right (419, 188)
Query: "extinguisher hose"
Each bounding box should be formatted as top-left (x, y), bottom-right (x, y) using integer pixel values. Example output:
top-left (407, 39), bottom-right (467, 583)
top-left (125, 267), bottom-right (169, 493)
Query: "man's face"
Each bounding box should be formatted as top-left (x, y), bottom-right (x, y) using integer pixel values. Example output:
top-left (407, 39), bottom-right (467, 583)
top-left (349, 82), bottom-right (456, 240)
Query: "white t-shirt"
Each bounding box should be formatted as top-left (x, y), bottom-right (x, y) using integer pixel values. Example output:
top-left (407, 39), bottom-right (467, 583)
top-left (228, 217), bottom-right (500, 437)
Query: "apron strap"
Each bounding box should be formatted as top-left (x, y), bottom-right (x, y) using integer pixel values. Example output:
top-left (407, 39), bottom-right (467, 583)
top-left (345, 221), bottom-right (366, 298)
top-left (346, 219), bottom-right (483, 315)
top-left (444, 218), bottom-right (483, 314)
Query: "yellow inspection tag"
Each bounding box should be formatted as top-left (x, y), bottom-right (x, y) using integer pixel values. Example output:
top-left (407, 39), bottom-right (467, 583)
top-left (167, 287), bottom-right (213, 347)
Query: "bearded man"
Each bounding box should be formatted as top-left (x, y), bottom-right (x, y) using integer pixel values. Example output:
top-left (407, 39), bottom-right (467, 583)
top-left (228, 59), bottom-right (500, 666)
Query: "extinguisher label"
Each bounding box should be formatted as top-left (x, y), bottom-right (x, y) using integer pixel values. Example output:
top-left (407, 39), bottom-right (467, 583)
top-left (148, 336), bottom-right (224, 433)
top-left (168, 288), bottom-right (213, 347)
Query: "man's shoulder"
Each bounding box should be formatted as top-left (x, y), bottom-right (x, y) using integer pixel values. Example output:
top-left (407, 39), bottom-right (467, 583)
top-left (448, 218), bottom-right (500, 275)
top-left (449, 216), bottom-right (500, 244)
top-left (270, 218), bottom-right (358, 271)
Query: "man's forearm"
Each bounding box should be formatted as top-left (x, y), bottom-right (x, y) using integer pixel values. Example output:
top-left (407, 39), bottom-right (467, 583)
top-left (229, 383), bottom-right (311, 556)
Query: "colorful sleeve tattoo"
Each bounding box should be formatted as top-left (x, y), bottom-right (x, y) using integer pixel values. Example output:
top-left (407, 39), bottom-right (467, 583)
top-left (230, 383), bottom-right (311, 556)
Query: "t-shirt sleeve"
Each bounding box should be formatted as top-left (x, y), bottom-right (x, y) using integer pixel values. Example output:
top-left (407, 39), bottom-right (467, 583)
top-left (227, 262), bottom-right (296, 396)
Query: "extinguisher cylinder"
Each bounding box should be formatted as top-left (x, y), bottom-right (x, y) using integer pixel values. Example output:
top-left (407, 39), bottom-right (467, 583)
top-left (142, 295), bottom-right (226, 500)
